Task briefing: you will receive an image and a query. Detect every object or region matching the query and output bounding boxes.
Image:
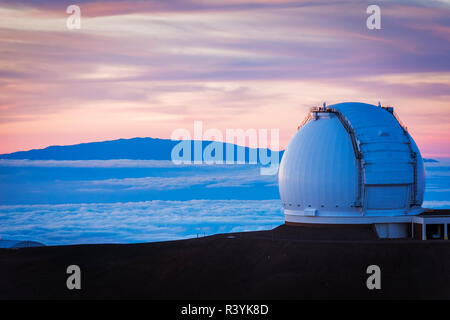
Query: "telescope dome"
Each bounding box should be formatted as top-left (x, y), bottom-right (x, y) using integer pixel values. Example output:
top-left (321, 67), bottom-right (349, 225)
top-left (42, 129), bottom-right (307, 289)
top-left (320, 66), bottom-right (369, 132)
top-left (278, 102), bottom-right (425, 225)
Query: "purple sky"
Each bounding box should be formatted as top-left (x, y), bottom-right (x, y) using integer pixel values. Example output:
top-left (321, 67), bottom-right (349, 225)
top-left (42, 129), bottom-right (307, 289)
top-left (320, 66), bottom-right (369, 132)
top-left (0, 0), bottom-right (449, 156)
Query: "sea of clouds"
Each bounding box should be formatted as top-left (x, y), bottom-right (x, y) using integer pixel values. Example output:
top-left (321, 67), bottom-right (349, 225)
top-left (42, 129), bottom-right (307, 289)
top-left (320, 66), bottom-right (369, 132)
top-left (0, 200), bottom-right (283, 245)
top-left (0, 159), bottom-right (448, 245)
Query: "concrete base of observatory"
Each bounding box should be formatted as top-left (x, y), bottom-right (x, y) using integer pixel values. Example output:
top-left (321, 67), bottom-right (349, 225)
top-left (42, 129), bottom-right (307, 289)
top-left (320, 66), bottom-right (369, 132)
top-left (373, 223), bottom-right (409, 239)
top-left (285, 220), bottom-right (410, 239)
top-left (284, 209), bottom-right (450, 239)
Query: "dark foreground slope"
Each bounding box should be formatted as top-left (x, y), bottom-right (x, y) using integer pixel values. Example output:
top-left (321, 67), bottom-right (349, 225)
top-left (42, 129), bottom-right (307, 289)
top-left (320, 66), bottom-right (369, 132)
top-left (1, 225), bottom-right (450, 299)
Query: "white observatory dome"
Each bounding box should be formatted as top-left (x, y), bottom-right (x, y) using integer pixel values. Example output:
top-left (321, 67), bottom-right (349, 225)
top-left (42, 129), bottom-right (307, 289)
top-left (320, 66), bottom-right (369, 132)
top-left (279, 102), bottom-right (425, 226)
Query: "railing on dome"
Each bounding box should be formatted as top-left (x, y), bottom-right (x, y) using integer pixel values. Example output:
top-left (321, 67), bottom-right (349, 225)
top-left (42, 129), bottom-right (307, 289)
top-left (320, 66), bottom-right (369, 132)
top-left (327, 107), bottom-right (363, 207)
top-left (297, 113), bottom-right (312, 131)
top-left (297, 105), bottom-right (364, 207)
top-left (297, 106), bottom-right (330, 130)
top-left (381, 105), bottom-right (419, 207)
top-left (392, 111), bottom-right (408, 132)
top-left (381, 106), bottom-right (408, 132)
top-left (305, 106), bottom-right (362, 160)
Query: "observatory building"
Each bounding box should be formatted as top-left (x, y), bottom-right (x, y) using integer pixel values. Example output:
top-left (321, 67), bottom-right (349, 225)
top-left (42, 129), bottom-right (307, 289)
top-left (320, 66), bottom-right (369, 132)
top-left (279, 102), bottom-right (449, 239)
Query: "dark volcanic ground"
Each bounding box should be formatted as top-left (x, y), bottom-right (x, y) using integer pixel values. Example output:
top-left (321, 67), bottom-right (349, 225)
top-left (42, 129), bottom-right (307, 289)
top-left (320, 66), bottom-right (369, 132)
top-left (1, 224), bottom-right (450, 299)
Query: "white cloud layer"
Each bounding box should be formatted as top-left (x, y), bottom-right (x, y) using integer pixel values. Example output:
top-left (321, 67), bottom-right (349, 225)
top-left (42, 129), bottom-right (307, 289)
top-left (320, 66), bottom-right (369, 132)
top-left (84, 169), bottom-right (276, 191)
top-left (0, 199), bottom-right (283, 245)
top-left (422, 201), bottom-right (450, 208)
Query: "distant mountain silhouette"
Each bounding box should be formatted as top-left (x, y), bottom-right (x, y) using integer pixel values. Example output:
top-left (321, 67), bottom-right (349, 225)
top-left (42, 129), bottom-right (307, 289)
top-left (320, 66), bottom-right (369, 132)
top-left (0, 137), bottom-right (283, 163)
top-left (0, 137), bottom-right (437, 163)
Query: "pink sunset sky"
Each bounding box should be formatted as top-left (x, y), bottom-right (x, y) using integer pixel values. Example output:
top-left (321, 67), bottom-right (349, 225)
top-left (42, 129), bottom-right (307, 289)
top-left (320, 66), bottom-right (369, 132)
top-left (0, 0), bottom-right (449, 156)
